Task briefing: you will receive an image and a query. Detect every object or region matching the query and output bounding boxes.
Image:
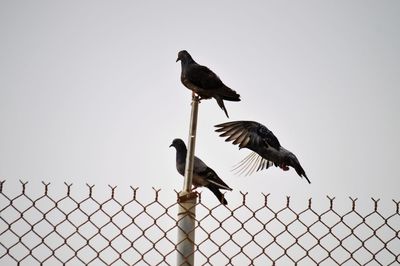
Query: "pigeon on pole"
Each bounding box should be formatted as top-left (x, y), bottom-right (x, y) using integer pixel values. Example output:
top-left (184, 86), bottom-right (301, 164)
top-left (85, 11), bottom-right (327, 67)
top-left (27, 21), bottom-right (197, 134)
top-left (215, 121), bottom-right (310, 184)
top-left (176, 50), bottom-right (241, 118)
top-left (170, 138), bottom-right (232, 205)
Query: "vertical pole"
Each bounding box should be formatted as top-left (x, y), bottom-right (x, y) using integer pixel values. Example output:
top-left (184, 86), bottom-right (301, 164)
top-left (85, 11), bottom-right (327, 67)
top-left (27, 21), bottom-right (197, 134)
top-left (176, 93), bottom-right (199, 266)
top-left (183, 93), bottom-right (199, 192)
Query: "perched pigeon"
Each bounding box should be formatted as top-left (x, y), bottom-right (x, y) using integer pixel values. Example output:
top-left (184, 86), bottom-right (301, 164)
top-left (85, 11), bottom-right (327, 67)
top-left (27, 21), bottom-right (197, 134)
top-left (215, 121), bottom-right (310, 184)
top-left (176, 50), bottom-right (241, 118)
top-left (169, 138), bottom-right (232, 205)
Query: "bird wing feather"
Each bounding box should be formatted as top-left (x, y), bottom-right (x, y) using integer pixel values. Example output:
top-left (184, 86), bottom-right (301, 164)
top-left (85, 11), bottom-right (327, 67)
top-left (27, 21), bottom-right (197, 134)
top-left (215, 121), bottom-right (281, 150)
top-left (193, 156), bottom-right (208, 173)
top-left (192, 156), bottom-right (232, 190)
top-left (232, 152), bottom-right (274, 176)
top-left (186, 64), bottom-right (224, 90)
top-left (202, 167), bottom-right (232, 190)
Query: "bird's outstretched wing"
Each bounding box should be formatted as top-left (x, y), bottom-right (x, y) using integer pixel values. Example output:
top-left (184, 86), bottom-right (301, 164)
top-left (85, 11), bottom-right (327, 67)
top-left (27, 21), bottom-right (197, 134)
top-left (215, 121), bottom-right (281, 150)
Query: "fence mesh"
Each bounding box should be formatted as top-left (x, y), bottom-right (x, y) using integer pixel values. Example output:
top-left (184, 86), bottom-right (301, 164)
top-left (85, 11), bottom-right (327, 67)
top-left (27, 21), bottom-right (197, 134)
top-left (0, 180), bottom-right (399, 265)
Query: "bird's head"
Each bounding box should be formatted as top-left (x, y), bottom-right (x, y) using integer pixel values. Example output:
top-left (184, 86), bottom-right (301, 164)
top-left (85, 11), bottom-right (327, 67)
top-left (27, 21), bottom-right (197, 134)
top-left (169, 138), bottom-right (186, 149)
top-left (176, 50), bottom-right (192, 62)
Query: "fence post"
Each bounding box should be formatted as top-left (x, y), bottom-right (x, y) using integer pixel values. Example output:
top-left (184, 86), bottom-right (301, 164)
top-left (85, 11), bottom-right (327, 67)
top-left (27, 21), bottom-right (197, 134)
top-left (176, 93), bottom-right (199, 266)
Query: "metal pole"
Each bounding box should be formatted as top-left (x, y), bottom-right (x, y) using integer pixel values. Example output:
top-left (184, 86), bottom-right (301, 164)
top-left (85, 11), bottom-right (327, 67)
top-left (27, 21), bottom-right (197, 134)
top-left (176, 93), bottom-right (199, 266)
top-left (183, 93), bottom-right (199, 192)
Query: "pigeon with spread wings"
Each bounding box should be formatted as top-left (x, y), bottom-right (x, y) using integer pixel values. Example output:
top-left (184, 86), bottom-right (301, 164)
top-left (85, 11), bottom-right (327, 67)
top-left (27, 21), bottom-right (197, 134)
top-left (215, 121), bottom-right (310, 183)
top-left (169, 138), bottom-right (232, 205)
top-left (176, 50), bottom-right (241, 118)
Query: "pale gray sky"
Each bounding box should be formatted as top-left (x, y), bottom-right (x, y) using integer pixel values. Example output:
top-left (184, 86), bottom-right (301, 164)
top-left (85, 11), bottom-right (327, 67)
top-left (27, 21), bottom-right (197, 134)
top-left (1, 1), bottom-right (399, 201)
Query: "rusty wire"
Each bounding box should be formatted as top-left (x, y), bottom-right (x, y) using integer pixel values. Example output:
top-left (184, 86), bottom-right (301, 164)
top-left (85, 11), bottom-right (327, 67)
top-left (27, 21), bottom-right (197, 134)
top-left (0, 180), bottom-right (399, 265)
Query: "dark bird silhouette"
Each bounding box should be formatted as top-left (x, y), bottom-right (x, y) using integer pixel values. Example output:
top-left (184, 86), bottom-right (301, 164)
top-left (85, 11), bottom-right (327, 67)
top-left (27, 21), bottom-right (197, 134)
top-left (176, 50), bottom-right (241, 118)
top-left (169, 138), bottom-right (232, 205)
top-left (215, 121), bottom-right (310, 184)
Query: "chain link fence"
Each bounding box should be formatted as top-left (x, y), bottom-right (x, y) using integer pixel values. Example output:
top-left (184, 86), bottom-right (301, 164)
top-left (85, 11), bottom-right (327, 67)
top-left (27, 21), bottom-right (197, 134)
top-left (0, 180), bottom-right (399, 265)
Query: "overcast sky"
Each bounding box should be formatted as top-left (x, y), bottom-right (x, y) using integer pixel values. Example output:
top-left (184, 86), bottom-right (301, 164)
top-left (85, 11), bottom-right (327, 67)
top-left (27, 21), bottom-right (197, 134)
top-left (1, 1), bottom-right (399, 203)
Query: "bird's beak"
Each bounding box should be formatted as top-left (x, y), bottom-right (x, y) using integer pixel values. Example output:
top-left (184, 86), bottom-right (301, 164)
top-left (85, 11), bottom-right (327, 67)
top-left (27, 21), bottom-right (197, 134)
top-left (169, 143), bottom-right (173, 147)
top-left (176, 57), bottom-right (180, 62)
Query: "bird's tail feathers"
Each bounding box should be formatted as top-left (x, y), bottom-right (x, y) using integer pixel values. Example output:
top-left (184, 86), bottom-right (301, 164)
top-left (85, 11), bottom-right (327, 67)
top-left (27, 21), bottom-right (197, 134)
top-left (287, 155), bottom-right (311, 184)
top-left (295, 164), bottom-right (310, 184)
top-left (207, 186), bottom-right (228, 205)
top-left (223, 94), bottom-right (241, 101)
top-left (215, 97), bottom-right (229, 118)
top-left (218, 86), bottom-right (241, 102)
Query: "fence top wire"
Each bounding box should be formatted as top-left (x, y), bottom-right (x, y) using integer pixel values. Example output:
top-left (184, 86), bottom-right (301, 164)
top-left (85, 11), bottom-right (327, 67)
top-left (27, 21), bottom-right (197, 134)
top-left (0, 179), bottom-right (399, 265)
top-left (1, 180), bottom-right (398, 207)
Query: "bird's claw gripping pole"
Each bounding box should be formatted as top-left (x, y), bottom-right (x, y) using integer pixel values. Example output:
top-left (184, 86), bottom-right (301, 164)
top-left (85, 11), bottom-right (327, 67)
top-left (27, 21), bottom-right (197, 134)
top-left (177, 92), bottom-right (199, 266)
